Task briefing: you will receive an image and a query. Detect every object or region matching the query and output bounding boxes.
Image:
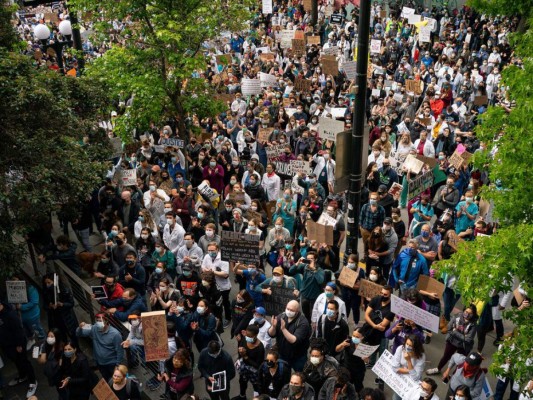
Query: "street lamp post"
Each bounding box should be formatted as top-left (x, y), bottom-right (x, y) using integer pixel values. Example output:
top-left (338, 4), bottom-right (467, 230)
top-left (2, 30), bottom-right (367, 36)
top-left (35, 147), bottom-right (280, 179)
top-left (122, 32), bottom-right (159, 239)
top-left (346, 0), bottom-right (371, 259)
top-left (34, 20), bottom-right (74, 74)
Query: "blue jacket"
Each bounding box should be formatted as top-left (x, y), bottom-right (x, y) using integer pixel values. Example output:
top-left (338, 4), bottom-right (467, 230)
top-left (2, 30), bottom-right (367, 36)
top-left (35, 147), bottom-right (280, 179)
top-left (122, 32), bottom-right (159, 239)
top-left (19, 284), bottom-right (41, 322)
top-left (99, 294), bottom-right (147, 322)
top-left (390, 249), bottom-right (428, 289)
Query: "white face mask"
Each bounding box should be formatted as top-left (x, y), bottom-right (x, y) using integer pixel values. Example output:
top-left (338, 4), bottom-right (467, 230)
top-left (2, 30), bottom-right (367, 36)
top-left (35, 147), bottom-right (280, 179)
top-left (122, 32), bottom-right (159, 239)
top-left (130, 319), bottom-right (140, 326)
top-left (369, 274), bottom-right (378, 282)
top-left (159, 286), bottom-right (167, 292)
top-left (310, 356), bottom-right (321, 365)
top-left (275, 225), bottom-right (282, 230)
top-left (206, 230), bottom-right (214, 237)
top-left (285, 309), bottom-right (296, 318)
top-left (46, 337), bottom-right (56, 345)
top-left (95, 321), bottom-right (105, 330)
top-left (141, 234), bottom-right (149, 240)
top-left (273, 276), bottom-right (283, 283)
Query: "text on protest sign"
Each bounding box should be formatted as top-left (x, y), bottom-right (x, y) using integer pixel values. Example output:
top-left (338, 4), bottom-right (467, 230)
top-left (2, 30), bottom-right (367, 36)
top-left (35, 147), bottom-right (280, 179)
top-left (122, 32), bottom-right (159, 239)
top-left (121, 169), bottom-right (137, 186)
top-left (294, 76), bottom-right (312, 93)
top-left (359, 279), bottom-right (384, 300)
top-left (292, 38), bottom-right (306, 56)
top-left (289, 160), bottom-right (312, 175)
top-left (241, 78), bottom-right (262, 96)
top-left (198, 181), bottom-right (220, 201)
top-left (353, 343), bottom-right (380, 358)
top-left (264, 286), bottom-right (298, 316)
top-left (221, 231), bottom-right (260, 263)
top-left (321, 55), bottom-right (338, 76)
top-left (6, 281), bottom-right (28, 303)
top-left (419, 25), bottom-right (432, 43)
top-left (259, 72), bottom-right (277, 88)
top-left (142, 310), bottom-right (169, 361)
top-left (307, 35), bottom-right (321, 45)
top-left (370, 39), bottom-right (382, 54)
top-left (338, 266), bottom-right (358, 289)
top-left (257, 127), bottom-right (273, 143)
top-left (323, 46), bottom-right (339, 56)
top-left (280, 30), bottom-right (294, 48)
top-left (266, 144), bottom-right (286, 161)
top-left (212, 371), bottom-right (227, 392)
top-left (262, 0), bottom-right (272, 14)
top-left (407, 170), bottom-right (434, 200)
top-left (402, 154), bottom-right (424, 174)
top-left (318, 117), bottom-right (344, 142)
top-left (161, 137), bottom-right (184, 148)
top-left (341, 60), bottom-right (357, 80)
top-left (372, 350), bottom-right (421, 400)
top-left (391, 294), bottom-right (440, 332)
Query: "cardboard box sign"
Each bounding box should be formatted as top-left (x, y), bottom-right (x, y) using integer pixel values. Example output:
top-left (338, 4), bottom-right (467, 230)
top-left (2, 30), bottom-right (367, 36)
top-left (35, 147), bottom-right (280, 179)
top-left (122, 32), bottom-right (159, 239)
top-left (307, 36), bottom-right (321, 45)
top-left (142, 311), bottom-right (169, 361)
top-left (416, 275), bottom-right (445, 298)
top-left (359, 279), bottom-right (384, 300)
top-left (93, 378), bottom-right (119, 400)
top-left (338, 266), bottom-right (358, 288)
top-left (294, 76), bottom-right (312, 93)
top-left (306, 220), bottom-right (334, 246)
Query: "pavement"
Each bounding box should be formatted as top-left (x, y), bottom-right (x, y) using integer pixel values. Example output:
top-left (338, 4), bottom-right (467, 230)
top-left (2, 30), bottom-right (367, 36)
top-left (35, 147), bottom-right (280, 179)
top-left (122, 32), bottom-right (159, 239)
top-left (1, 212), bottom-right (510, 400)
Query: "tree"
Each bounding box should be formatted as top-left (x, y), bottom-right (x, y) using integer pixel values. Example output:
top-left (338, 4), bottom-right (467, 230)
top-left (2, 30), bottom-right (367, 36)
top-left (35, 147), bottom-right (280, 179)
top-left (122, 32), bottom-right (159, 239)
top-left (69, 0), bottom-right (253, 140)
top-left (439, 10), bottom-right (533, 388)
top-left (0, 0), bottom-right (111, 280)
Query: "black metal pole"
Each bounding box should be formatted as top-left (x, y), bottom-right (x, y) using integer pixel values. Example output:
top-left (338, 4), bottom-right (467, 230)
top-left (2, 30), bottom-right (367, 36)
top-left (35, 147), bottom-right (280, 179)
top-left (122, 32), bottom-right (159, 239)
top-left (346, 0), bottom-right (371, 258)
top-left (65, 2), bottom-right (85, 73)
top-left (311, 0), bottom-right (318, 26)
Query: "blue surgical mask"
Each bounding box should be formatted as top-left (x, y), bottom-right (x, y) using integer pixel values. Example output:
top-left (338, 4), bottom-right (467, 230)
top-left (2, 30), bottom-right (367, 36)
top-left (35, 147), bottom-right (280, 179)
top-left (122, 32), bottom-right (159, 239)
top-left (254, 317), bottom-right (264, 324)
top-left (326, 309), bottom-right (335, 318)
top-left (209, 252), bottom-right (217, 259)
top-left (369, 199), bottom-right (378, 205)
top-left (245, 336), bottom-right (255, 343)
top-left (405, 345), bottom-right (413, 352)
top-left (325, 291), bottom-right (334, 299)
top-left (351, 337), bottom-right (360, 345)
top-left (138, 216), bottom-right (144, 222)
top-left (64, 350), bottom-right (75, 358)
top-left (197, 212), bottom-right (204, 219)
top-left (155, 267), bottom-right (163, 274)
top-left (421, 231), bottom-right (430, 238)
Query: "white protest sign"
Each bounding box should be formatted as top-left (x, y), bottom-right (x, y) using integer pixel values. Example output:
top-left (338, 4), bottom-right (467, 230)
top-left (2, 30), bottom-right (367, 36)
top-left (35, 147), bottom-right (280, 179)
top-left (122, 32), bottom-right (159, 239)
top-left (372, 350), bottom-right (421, 400)
top-left (408, 14), bottom-right (421, 24)
top-left (401, 7), bottom-right (415, 18)
top-left (323, 46), bottom-right (339, 56)
top-left (353, 343), bottom-right (380, 358)
top-left (6, 281), bottom-right (28, 303)
top-left (121, 169), bottom-right (137, 186)
top-left (259, 72), bottom-right (277, 88)
top-left (289, 160), bottom-right (312, 175)
top-left (318, 116), bottom-right (344, 142)
top-left (318, 212), bottom-right (338, 227)
top-left (465, 33), bottom-right (472, 44)
top-left (262, 0), bottom-right (272, 14)
top-left (331, 108), bottom-right (347, 119)
top-left (372, 89), bottom-right (381, 97)
top-left (393, 93), bottom-right (404, 103)
top-left (341, 60), bottom-right (357, 80)
top-left (212, 371), bottom-right (227, 392)
top-left (370, 39), bottom-right (381, 54)
top-left (280, 30), bottom-right (294, 48)
top-left (419, 26), bottom-right (432, 43)
top-left (425, 17), bottom-right (437, 30)
top-left (198, 181), bottom-right (219, 201)
top-left (403, 154), bottom-right (425, 174)
top-left (241, 78), bottom-right (262, 96)
top-left (391, 294), bottom-right (440, 332)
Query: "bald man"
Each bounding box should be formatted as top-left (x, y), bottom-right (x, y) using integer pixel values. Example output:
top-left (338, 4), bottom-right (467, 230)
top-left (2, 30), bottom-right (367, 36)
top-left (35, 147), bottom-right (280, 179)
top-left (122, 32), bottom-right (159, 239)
top-left (268, 300), bottom-right (311, 372)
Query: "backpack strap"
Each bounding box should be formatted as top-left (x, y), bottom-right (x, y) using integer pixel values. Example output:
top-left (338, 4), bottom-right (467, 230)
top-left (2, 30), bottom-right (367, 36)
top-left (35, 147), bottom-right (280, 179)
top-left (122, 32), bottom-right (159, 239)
top-left (126, 379), bottom-right (131, 396)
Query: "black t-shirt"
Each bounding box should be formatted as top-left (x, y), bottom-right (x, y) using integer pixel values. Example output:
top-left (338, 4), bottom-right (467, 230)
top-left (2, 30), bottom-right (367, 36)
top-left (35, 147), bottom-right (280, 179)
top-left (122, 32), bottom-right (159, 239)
top-left (362, 296), bottom-right (395, 345)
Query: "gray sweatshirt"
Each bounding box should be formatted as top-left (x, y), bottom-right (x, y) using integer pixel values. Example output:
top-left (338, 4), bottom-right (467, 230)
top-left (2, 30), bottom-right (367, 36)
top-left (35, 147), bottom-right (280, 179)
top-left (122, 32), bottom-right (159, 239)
top-left (77, 324), bottom-right (124, 366)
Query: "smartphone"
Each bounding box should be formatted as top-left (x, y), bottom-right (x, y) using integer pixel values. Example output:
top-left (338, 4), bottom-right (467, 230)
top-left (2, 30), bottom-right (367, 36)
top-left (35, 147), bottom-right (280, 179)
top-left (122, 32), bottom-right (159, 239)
top-left (302, 259), bottom-right (311, 264)
top-left (216, 267), bottom-right (222, 272)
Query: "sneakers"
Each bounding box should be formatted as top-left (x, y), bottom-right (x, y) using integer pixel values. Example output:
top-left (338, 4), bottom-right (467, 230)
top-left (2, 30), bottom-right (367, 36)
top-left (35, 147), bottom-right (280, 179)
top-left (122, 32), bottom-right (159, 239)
top-left (493, 337), bottom-right (503, 346)
top-left (26, 383), bottom-right (38, 398)
top-left (146, 376), bottom-right (161, 391)
top-left (374, 378), bottom-right (384, 385)
top-left (26, 339), bottom-right (36, 351)
top-left (8, 376), bottom-right (28, 386)
top-left (223, 319), bottom-right (230, 329)
top-left (426, 367), bottom-right (440, 375)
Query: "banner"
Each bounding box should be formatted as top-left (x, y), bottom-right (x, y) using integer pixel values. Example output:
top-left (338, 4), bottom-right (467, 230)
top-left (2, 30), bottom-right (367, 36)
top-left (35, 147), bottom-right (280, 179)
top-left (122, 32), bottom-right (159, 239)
top-left (391, 295), bottom-right (440, 333)
top-left (241, 78), bottom-right (262, 96)
top-left (341, 60), bottom-right (357, 80)
top-left (259, 72), bottom-right (277, 88)
top-left (372, 350), bottom-right (421, 400)
top-left (142, 310), bottom-right (169, 361)
top-left (263, 286), bottom-right (298, 316)
top-left (6, 281), bottom-right (28, 303)
top-left (318, 117), bottom-right (344, 142)
top-left (161, 137), bottom-right (184, 148)
top-left (221, 231), bottom-right (260, 263)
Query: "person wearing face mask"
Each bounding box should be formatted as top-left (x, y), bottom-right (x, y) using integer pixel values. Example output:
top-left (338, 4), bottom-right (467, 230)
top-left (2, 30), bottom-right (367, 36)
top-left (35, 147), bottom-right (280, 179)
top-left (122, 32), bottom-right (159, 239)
top-left (256, 266), bottom-right (298, 299)
top-left (390, 335), bottom-right (426, 400)
top-left (277, 372), bottom-right (315, 400)
top-left (198, 340), bottom-right (236, 400)
top-left (197, 223), bottom-right (221, 253)
top-left (202, 157), bottom-right (225, 194)
top-left (38, 328), bottom-right (65, 391)
top-left (233, 325), bottom-right (265, 400)
top-left (176, 232), bottom-right (204, 274)
top-left (289, 252), bottom-right (325, 321)
top-left (426, 305), bottom-right (479, 376)
top-left (57, 341), bottom-right (94, 400)
top-left (201, 242), bottom-right (231, 325)
top-left (318, 366), bottom-right (357, 400)
top-left (443, 352), bottom-right (486, 400)
top-left (390, 239), bottom-right (429, 293)
top-left (248, 306), bottom-right (272, 350)
top-left (302, 345), bottom-right (339, 398)
top-left (359, 192), bottom-right (386, 260)
top-left (163, 212), bottom-right (185, 259)
top-left (298, 173), bottom-right (326, 202)
top-left (172, 188), bottom-right (194, 229)
top-left (38, 234), bottom-right (82, 276)
top-left (152, 239), bottom-right (176, 276)
top-left (99, 288), bottom-right (147, 322)
top-left (432, 175), bottom-right (460, 219)
top-left (385, 316), bottom-right (426, 355)
top-left (120, 313), bottom-right (145, 369)
top-left (455, 190), bottom-right (479, 236)
top-left (220, 199), bottom-right (236, 231)
top-left (316, 299), bottom-right (349, 357)
top-left (312, 149), bottom-right (336, 197)
top-left (76, 315), bottom-right (124, 381)
top-left (158, 349), bottom-right (194, 400)
top-left (261, 163), bottom-right (282, 202)
top-left (409, 195), bottom-right (435, 238)
top-left (258, 349), bottom-right (291, 399)
top-left (233, 263), bottom-right (266, 306)
top-left (135, 227), bottom-right (157, 273)
top-left (450, 385), bottom-right (473, 400)
top-left (107, 364), bottom-right (141, 400)
top-left (111, 232), bottom-right (137, 268)
top-left (118, 251), bottom-right (146, 296)
top-left (268, 300), bottom-right (311, 372)
top-left (311, 283), bottom-right (347, 332)
top-left (273, 188), bottom-right (297, 235)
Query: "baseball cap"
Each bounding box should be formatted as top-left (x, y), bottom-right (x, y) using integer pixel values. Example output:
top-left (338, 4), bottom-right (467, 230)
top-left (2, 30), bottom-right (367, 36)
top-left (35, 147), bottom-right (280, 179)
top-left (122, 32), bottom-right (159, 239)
top-left (384, 217), bottom-right (393, 224)
top-left (251, 154), bottom-right (259, 161)
top-left (378, 184), bottom-right (388, 193)
top-left (465, 352), bottom-right (482, 366)
top-left (273, 267), bottom-right (284, 275)
top-left (255, 307), bottom-right (266, 315)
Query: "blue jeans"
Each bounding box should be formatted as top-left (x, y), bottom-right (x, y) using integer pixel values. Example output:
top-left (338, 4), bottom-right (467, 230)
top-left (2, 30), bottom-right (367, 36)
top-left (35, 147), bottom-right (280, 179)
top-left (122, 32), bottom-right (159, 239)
top-left (494, 378), bottom-right (519, 400)
top-left (443, 287), bottom-right (461, 321)
top-left (75, 228), bottom-right (93, 252)
top-left (129, 344), bottom-right (146, 367)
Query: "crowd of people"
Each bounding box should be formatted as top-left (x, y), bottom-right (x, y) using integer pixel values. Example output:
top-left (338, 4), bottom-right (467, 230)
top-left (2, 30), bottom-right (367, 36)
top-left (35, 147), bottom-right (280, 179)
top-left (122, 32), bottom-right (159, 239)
top-left (2, 0), bottom-right (532, 400)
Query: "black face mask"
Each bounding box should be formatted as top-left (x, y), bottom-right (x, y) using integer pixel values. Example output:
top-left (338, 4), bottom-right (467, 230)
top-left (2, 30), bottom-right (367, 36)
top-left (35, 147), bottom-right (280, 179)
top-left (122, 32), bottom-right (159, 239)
top-left (126, 259), bottom-right (134, 266)
top-left (116, 239), bottom-right (124, 246)
top-left (179, 192), bottom-right (186, 198)
top-left (266, 360), bottom-right (275, 368)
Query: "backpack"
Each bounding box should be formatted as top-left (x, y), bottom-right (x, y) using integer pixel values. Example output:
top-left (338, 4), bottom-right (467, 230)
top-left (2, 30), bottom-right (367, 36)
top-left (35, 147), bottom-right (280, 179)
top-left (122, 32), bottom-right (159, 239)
top-left (108, 375), bottom-right (142, 396)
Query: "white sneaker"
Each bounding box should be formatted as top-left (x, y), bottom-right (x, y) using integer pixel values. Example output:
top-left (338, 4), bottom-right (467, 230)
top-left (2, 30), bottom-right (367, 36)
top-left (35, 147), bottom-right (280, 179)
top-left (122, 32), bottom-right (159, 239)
top-left (426, 367), bottom-right (440, 375)
top-left (26, 339), bottom-right (36, 351)
top-left (26, 383), bottom-right (38, 398)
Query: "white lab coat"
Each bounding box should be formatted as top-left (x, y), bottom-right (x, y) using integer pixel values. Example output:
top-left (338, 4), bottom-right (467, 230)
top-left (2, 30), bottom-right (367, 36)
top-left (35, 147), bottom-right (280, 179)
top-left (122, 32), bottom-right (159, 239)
top-left (311, 293), bottom-right (346, 323)
top-left (201, 252), bottom-right (231, 291)
top-left (162, 222), bottom-right (185, 255)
